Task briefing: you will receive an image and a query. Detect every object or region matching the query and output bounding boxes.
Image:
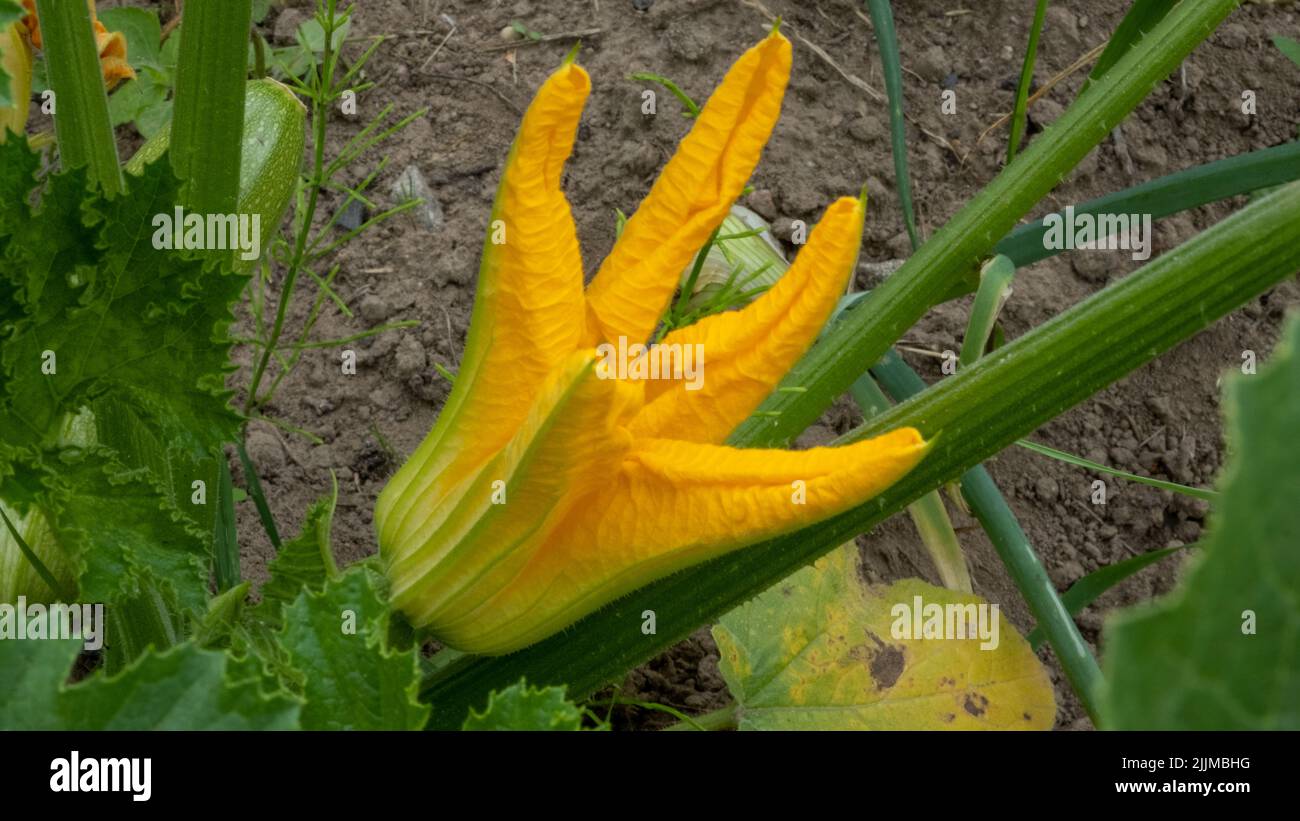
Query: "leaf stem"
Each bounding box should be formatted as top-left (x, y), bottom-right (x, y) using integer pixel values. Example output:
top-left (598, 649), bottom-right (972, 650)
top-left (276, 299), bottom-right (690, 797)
top-left (170, 0), bottom-right (252, 215)
top-left (33, 0), bottom-right (122, 194)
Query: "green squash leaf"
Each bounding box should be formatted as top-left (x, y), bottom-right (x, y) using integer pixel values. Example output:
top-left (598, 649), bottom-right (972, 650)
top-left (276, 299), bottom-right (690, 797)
top-left (463, 679), bottom-right (585, 731)
top-left (0, 139), bottom-right (246, 462)
top-left (10, 450), bottom-right (208, 618)
top-left (1274, 35), bottom-right (1300, 70)
top-left (713, 545), bottom-right (1055, 730)
top-left (1103, 316), bottom-right (1300, 729)
top-left (253, 484), bottom-right (339, 628)
top-left (0, 637), bottom-right (299, 729)
top-left (0, 137), bottom-right (248, 622)
top-left (277, 568), bottom-right (428, 730)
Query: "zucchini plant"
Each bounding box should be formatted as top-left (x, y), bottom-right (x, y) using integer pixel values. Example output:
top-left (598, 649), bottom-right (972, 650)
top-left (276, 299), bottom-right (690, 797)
top-left (0, 0), bottom-right (1296, 732)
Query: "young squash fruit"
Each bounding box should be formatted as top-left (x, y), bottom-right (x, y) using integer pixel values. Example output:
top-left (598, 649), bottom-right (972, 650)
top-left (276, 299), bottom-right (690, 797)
top-left (125, 78), bottom-right (307, 272)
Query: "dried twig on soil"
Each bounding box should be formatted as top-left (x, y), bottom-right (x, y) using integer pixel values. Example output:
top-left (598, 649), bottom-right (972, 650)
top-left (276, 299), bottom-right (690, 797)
top-left (741, 0), bottom-right (960, 162)
top-left (162, 0), bottom-right (183, 42)
top-left (1110, 123), bottom-right (1136, 178)
top-left (480, 28), bottom-right (603, 52)
top-left (420, 14), bottom-right (458, 70)
top-left (425, 73), bottom-right (523, 115)
top-left (973, 41), bottom-right (1107, 151)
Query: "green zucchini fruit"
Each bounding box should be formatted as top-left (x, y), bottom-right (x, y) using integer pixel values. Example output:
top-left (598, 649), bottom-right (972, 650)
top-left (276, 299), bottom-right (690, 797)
top-left (126, 77), bottom-right (307, 272)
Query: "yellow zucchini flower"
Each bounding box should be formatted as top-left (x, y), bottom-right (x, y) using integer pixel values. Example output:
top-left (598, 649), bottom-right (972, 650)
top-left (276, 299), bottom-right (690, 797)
top-left (0, 13), bottom-right (31, 141)
top-left (22, 0), bottom-right (135, 91)
top-left (376, 30), bottom-right (929, 655)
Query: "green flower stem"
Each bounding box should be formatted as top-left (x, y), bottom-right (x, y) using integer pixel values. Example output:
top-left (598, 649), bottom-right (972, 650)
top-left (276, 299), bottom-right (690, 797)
top-left (728, 0), bottom-right (1237, 448)
top-left (33, 0), bottom-right (121, 194)
top-left (245, 3), bottom-right (336, 413)
top-left (421, 179), bottom-right (1300, 728)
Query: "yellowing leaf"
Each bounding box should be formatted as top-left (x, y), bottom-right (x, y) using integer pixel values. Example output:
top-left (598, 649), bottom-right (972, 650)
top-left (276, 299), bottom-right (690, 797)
top-left (713, 545), bottom-right (1055, 730)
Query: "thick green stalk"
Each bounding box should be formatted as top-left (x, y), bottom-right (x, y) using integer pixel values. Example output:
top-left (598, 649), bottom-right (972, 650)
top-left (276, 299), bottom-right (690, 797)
top-left (170, 0), bottom-right (252, 214)
top-left (33, 0), bottom-right (121, 194)
top-left (728, 0), bottom-right (1237, 448)
top-left (422, 179), bottom-right (1300, 728)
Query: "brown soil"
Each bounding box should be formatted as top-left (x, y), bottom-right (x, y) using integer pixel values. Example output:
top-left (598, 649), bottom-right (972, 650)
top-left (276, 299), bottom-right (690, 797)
top-left (222, 0), bottom-right (1300, 729)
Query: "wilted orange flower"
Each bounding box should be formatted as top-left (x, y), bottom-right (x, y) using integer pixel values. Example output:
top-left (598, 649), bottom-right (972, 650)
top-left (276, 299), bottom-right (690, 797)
top-left (22, 0), bottom-right (135, 91)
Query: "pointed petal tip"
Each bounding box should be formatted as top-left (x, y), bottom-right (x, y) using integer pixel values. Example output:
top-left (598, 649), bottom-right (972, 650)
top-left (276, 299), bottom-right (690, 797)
top-left (820, 193), bottom-right (864, 210)
top-left (905, 426), bottom-right (930, 452)
top-left (880, 425), bottom-right (933, 469)
top-left (911, 427), bottom-right (935, 455)
top-left (561, 39), bottom-right (582, 66)
top-left (823, 193), bottom-right (868, 227)
top-left (551, 58), bottom-right (591, 92)
top-left (877, 425), bottom-right (930, 452)
top-left (765, 21), bottom-right (791, 50)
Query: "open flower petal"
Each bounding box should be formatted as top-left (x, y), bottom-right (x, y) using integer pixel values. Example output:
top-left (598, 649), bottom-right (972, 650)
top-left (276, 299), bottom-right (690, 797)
top-left (388, 349), bottom-right (643, 631)
top-left (583, 29), bottom-right (792, 346)
top-left (376, 62), bottom-right (590, 541)
top-left (630, 195), bottom-right (867, 443)
top-left (431, 429), bottom-right (928, 654)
